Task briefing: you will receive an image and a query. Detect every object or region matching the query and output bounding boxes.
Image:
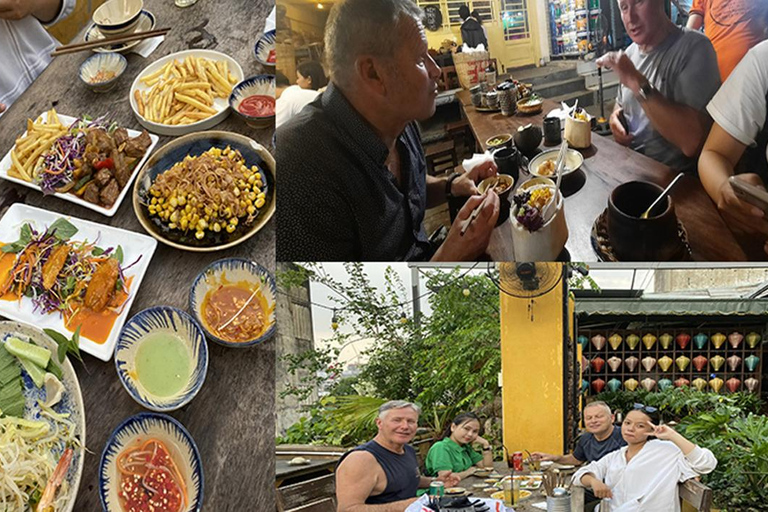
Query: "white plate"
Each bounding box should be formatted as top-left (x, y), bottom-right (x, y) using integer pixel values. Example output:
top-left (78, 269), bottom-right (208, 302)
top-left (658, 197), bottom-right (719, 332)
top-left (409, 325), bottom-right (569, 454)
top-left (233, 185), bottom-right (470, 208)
top-left (0, 111), bottom-right (159, 217)
top-left (528, 148), bottom-right (584, 178)
top-left (0, 204), bottom-right (157, 361)
top-left (129, 49), bottom-right (244, 136)
top-left (83, 10), bottom-right (156, 54)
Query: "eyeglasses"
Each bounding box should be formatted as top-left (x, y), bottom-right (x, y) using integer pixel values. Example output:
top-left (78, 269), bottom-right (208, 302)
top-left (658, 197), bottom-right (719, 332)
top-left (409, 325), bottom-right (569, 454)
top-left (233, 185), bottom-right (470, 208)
top-left (633, 403), bottom-right (658, 414)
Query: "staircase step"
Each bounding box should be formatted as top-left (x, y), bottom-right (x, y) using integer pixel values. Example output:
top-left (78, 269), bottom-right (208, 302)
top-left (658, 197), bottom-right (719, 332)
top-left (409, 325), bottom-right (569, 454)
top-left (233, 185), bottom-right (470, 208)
top-left (534, 76), bottom-right (588, 99)
top-left (549, 89), bottom-right (596, 108)
top-left (507, 63), bottom-right (579, 86)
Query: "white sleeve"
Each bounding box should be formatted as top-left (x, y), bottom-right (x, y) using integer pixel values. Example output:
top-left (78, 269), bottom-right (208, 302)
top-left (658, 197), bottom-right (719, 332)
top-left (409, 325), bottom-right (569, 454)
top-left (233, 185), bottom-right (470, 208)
top-left (43, 0), bottom-right (77, 26)
top-left (678, 446), bottom-right (718, 482)
top-left (706, 42), bottom-right (768, 148)
top-left (572, 455), bottom-right (612, 487)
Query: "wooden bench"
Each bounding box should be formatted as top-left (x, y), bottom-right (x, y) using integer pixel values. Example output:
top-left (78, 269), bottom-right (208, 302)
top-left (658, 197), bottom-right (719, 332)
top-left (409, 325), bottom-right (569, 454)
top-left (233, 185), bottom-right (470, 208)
top-left (570, 479), bottom-right (713, 511)
top-left (277, 474), bottom-right (337, 512)
top-left (424, 140), bottom-right (457, 175)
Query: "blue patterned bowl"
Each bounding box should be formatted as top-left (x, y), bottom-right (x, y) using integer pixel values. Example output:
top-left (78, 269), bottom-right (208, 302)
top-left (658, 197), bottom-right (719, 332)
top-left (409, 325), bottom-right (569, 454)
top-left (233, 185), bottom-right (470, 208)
top-left (189, 258), bottom-right (276, 347)
top-left (115, 306), bottom-right (208, 411)
top-left (229, 74), bottom-right (275, 129)
top-left (254, 29), bottom-right (276, 67)
top-left (99, 412), bottom-right (203, 512)
top-left (0, 321), bottom-right (85, 512)
top-left (79, 52), bottom-right (127, 93)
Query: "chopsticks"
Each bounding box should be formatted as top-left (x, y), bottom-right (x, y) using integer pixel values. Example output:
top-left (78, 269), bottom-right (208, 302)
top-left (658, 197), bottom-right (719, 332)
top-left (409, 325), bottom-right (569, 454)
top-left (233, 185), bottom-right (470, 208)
top-left (51, 27), bottom-right (171, 56)
top-left (461, 182), bottom-right (496, 236)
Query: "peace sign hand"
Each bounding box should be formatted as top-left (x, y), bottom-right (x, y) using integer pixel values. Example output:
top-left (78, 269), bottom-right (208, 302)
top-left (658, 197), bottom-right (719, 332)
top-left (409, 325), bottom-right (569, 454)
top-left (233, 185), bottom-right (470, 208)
top-left (648, 423), bottom-right (677, 441)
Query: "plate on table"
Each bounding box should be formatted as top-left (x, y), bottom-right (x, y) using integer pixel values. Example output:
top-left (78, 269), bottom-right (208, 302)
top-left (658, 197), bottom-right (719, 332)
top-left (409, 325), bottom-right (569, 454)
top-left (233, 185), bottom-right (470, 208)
top-left (0, 110), bottom-right (158, 217)
top-left (0, 321), bottom-right (85, 512)
top-left (83, 9), bottom-right (156, 54)
top-left (0, 204), bottom-right (157, 361)
top-left (528, 148), bottom-right (584, 179)
top-left (129, 49), bottom-right (244, 136)
top-left (445, 487), bottom-right (466, 495)
top-left (132, 131), bottom-right (275, 252)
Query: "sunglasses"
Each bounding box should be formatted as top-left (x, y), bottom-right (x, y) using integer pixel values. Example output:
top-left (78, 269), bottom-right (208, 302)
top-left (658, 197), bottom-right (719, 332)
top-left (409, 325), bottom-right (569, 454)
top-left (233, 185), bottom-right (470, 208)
top-left (633, 403), bottom-right (658, 414)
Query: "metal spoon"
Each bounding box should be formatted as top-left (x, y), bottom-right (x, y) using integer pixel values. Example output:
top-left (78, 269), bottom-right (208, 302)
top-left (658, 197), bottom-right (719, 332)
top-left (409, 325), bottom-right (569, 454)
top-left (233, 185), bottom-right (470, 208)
top-left (640, 173), bottom-right (684, 219)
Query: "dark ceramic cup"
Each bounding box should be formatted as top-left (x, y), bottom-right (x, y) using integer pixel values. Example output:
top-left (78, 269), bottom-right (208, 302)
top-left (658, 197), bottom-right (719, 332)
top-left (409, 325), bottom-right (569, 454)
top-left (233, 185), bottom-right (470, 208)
top-left (493, 146), bottom-right (520, 183)
top-left (544, 117), bottom-right (561, 145)
top-left (607, 181), bottom-right (680, 261)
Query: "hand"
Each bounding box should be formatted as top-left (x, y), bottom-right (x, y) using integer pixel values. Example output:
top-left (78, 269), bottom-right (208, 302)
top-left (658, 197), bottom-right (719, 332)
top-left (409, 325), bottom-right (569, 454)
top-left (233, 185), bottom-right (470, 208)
top-left (434, 192), bottom-right (500, 261)
top-left (451, 160), bottom-right (498, 197)
top-left (609, 108), bottom-right (633, 147)
top-left (0, 103), bottom-right (5, 114)
top-left (592, 481), bottom-right (613, 499)
top-left (596, 51), bottom-right (645, 94)
top-left (648, 423), bottom-right (678, 441)
top-left (716, 174), bottom-right (768, 251)
top-left (474, 436), bottom-right (491, 450)
top-left (531, 452), bottom-right (556, 462)
top-left (436, 471), bottom-right (461, 488)
top-left (0, 0), bottom-right (33, 20)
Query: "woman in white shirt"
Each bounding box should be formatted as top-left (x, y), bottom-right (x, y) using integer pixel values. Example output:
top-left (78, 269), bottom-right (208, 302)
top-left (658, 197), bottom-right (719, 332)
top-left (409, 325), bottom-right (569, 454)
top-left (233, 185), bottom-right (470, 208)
top-left (699, 39), bottom-right (768, 255)
top-left (0, 0), bottom-right (76, 113)
top-left (573, 404), bottom-right (717, 512)
top-left (276, 61), bottom-right (328, 128)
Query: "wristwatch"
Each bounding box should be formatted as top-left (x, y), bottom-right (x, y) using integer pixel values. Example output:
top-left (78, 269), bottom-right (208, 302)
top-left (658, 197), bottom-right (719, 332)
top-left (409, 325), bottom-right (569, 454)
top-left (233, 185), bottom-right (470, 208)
top-left (483, 446), bottom-right (492, 452)
top-left (637, 80), bottom-right (655, 103)
top-left (446, 172), bottom-right (461, 199)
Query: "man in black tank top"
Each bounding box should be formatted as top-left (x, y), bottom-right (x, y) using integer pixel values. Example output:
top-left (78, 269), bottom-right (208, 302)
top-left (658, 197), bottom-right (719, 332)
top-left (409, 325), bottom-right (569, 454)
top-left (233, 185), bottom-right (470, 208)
top-left (336, 401), bottom-right (460, 511)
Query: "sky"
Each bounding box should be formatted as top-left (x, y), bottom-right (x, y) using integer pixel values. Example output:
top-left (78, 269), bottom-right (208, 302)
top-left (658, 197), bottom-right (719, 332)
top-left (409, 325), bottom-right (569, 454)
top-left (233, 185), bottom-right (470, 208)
top-left (307, 263), bottom-right (658, 367)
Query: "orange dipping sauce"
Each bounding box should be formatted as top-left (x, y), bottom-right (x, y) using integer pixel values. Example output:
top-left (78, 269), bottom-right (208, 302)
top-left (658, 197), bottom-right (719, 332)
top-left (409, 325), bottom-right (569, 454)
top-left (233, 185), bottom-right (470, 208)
top-left (201, 282), bottom-right (269, 343)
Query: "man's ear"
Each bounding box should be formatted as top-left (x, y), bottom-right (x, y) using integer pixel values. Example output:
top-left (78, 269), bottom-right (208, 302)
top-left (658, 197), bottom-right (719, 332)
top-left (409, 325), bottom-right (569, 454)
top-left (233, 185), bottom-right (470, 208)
top-left (355, 55), bottom-right (388, 96)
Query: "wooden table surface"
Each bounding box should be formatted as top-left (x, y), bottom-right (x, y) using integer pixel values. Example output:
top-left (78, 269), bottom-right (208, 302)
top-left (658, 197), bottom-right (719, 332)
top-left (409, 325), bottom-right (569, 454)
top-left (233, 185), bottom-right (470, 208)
top-left (275, 457), bottom-right (338, 487)
top-left (0, 0), bottom-right (276, 509)
top-left (456, 90), bottom-right (763, 262)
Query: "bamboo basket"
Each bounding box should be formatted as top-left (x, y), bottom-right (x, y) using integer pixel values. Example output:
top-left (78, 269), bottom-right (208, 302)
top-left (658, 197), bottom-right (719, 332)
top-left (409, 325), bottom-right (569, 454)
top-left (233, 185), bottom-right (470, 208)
top-left (453, 50), bottom-right (490, 89)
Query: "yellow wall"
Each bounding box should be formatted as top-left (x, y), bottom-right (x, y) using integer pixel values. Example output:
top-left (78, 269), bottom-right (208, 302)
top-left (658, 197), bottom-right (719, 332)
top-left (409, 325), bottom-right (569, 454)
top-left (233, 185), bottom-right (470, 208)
top-left (500, 264), bottom-right (567, 456)
top-left (48, 0), bottom-right (108, 44)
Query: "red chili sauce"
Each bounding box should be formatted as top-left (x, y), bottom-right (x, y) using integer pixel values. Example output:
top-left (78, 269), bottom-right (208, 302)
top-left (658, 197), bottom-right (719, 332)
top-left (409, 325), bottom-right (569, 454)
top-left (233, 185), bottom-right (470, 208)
top-left (267, 49), bottom-right (276, 64)
top-left (238, 95), bottom-right (275, 117)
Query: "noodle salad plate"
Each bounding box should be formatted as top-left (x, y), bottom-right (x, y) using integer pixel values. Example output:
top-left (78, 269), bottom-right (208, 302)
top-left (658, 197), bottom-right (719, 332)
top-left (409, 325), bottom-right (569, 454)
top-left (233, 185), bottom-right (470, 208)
top-left (0, 204), bottom-right (157, 361)
top-left (0, 321), bottom-right (86, 512)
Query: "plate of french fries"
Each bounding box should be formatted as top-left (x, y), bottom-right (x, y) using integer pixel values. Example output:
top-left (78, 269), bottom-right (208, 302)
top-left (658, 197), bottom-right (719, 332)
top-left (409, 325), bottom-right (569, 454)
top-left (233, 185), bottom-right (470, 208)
top-left (0, 109), bottom-right (159, 217)
top-left (129, 49), bottom-right (244, 136)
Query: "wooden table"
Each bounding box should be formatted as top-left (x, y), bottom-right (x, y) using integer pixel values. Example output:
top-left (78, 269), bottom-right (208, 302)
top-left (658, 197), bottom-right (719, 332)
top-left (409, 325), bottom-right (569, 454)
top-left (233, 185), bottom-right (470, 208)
top-left (0, 0), bottom-right (276, 509)
top-left (275, 457), bottom-right (339, 487)
top-left (456, 90), bottom-right (763, 261)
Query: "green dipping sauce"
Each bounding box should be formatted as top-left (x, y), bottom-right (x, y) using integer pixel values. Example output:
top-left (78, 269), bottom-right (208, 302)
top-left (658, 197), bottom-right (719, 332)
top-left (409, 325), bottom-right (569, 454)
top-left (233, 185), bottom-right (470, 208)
top-left (135, 332), bottom-right (192, 398)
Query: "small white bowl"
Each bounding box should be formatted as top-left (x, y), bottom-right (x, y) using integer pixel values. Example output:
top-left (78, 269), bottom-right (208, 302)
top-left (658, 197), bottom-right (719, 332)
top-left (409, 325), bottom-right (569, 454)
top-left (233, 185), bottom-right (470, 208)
top-left (229, 75), bottom-right (275, 129)
top-left (93, 0), bottom-right (144, 36)
top-left (79, 52), bottom-right (127, 93)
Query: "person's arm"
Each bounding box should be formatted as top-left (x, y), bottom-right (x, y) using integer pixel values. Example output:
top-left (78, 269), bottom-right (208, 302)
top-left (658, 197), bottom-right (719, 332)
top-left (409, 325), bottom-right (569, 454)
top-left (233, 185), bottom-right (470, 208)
top-left (579, 473), bottom-right (613, 499)
top-left (687, 13), bottom-right (703, 30)
top-left (597, 51), bottom-right (713, 158)
top-left (336, 452), bottom-right (418, 512)
top-left (531, 452), bottom-right (582, 465)
top-left (652, 424), bottom-right (718, 474)
top-left (425, 160), bottom-right (497, 208)
top-left (431, 192), bottom-right (499, 261)
top-left (609, 102), bottom-right (633, 147)
top-left (0, 0), bottom-right (62, 23)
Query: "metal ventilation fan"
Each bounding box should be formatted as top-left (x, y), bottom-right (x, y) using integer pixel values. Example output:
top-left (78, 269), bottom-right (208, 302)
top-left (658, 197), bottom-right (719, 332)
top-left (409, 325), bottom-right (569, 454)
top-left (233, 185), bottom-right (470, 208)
top-left (498, 262), bottom-right (564, 299)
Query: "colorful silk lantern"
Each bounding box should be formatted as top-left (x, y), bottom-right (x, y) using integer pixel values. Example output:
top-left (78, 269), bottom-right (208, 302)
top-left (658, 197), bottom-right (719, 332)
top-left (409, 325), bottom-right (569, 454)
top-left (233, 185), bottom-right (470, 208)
top-left (658, 379), bottom-right (673, 391)
top-left (607, 379), bottom-right (622, 392)
top-left (710, 355), bottom-right (725, 371)
top-left (659, 333), bottom-right (673, 349)
top-left (693, 355), bottom-right (708, 372)
top-left (642, 333), bottom-right (657, 350)
top-left (591, 334), bottom-right (606, 351)
top-left (693, 333), bottom-right (708, 350)
top-left (591, 357), bottom-right (606, 373)
top-left (641, 357), bottom-right (657, 372)
top-left (692, 378), bottom-right (708, 391)
top-left (578, 335), bottom-right (589, 351)
top-left (607, 356), bottom-right (622, 372)
top-left (727, 355), bottom-right (742, 372)
top-left (746, 332), bottom-right (761, 349)
top-left (711, 333), bottom-right (726, 349)
top-left (625, 356), bottom-right (639, 372)
top-left (675, 355), bottom-right (690, 372)
top-left (641, 378), bottom-right (656, 391)
top-left (709, 377), bottom-right (724, 393)
top-left (745, 378), bottom-right (759, 392)
top-left (728, 332), bottom-right (743, 349)
top-left (658, 356), bottom-right (673, 372)
top-left (592, 378), bottom-right (606, 394)
top-left (582, 379), bottom-right (589, 393)
top-left (676, 333), bottom-right (691, 350)
top-left (725, 378), bottom-right (741, 393)
top-left (626, 334), bottom-right (640, 350)
top-left (608, 333), bottom-right (623, 350)
top-left (674, 378), bottom-right (690, 388)
top-left (582, 356), bottom-right (589, 370)
top-left (745, 355), bottom-right (760, 372)
top-left (624, 378), bottom-right (639, 391)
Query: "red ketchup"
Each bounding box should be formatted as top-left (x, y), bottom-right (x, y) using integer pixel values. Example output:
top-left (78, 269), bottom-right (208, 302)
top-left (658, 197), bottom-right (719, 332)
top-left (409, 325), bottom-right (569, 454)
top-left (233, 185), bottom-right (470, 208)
top-left (238, 95), bottom-right (275, 117)
top-left (267, 49), bottom-right (276, 64)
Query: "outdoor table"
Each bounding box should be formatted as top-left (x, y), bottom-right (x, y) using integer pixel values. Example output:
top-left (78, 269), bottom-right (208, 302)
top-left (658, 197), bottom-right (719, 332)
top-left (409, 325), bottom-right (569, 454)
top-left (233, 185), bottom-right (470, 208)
top-left (458, 461), bottom-right (578, 512)
top-left (275, 457), bottom-right (339, 487)
top-left (456, 90), bottom-right (765, 261)
top-left (0, 0), bottom-right (275, 509)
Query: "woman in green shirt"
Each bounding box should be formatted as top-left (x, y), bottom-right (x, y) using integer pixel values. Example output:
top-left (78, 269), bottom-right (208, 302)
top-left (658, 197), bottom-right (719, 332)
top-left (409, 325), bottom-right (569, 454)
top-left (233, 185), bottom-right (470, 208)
top-left (425, 412), bottom-right (494, 480)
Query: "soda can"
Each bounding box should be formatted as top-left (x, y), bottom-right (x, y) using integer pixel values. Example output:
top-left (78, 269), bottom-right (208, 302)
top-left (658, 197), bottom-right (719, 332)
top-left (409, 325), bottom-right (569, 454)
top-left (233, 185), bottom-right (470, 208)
top-left (513, 451), bottom-right (524, 471)
top-left (429, 481), bottom-right (445, 498)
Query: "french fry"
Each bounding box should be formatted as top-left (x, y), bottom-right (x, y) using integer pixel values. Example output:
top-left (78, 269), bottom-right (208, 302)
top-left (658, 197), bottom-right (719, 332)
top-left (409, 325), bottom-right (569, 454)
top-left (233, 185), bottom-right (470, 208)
top-left (134, 90), bottom-right (145, 117)
top-left (175, 93), bottom-right (216, 114)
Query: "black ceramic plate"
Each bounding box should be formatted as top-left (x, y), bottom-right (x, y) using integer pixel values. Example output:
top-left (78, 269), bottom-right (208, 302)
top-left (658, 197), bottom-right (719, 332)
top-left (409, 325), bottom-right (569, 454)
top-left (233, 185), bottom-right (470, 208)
top-left (132, 131), bottom-right (275, 252)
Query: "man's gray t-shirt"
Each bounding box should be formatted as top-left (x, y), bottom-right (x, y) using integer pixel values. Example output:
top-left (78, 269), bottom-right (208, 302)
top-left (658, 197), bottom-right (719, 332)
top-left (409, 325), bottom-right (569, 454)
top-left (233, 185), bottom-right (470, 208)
top-left (617, 27), bottom-right (720, 171)
top-left (572, 425), bottom-right (626, 463)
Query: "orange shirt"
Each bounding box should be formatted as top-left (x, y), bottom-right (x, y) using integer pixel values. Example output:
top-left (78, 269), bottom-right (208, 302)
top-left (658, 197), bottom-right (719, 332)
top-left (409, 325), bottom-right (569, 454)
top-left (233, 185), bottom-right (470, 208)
top-left (689, 0), bottom-right (765, 81)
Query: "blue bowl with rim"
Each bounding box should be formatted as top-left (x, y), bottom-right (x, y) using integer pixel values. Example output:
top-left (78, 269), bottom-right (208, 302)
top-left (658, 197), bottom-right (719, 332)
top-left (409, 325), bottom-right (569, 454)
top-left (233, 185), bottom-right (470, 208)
top-left (229, 74), bottom-right (275, 129)
top-left (115, 305), bottom-right (208, 411)
top-left (189, 258), bottom-right (276, 348)
top-left (99, 412), bottom-right (203, 512)
top-left (79, 52), bottom-right (127, 92)
top-left (254, 29), bottom-right (276, 67)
